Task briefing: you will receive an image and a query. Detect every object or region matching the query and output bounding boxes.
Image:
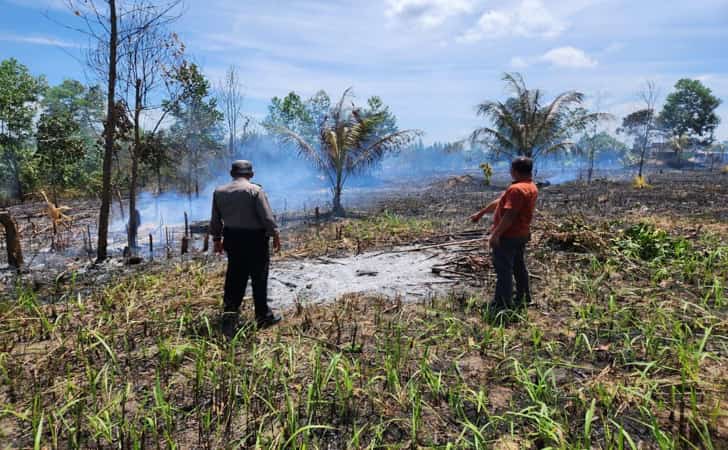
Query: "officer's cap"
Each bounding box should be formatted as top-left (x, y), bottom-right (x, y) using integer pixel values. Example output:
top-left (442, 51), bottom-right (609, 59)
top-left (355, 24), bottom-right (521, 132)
top-left (231, 160), bottom-right (253, 177)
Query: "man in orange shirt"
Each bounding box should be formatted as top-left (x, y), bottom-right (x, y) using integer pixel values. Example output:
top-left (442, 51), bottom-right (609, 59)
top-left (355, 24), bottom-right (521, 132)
top-left (470, 157), bottom-right (538, 309)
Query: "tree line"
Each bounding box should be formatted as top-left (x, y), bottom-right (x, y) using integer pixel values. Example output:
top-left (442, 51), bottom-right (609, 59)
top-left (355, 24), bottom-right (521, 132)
top-left (1, 2), bottom-right (724, 264)
top-left (471, 73), bottom-right (723, 181)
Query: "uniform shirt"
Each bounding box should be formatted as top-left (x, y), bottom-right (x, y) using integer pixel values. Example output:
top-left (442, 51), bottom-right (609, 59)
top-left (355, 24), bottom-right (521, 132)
top-left (492, 179), bottom-right (538, 238)
top-left (209, 178), bottom-right (279, 241)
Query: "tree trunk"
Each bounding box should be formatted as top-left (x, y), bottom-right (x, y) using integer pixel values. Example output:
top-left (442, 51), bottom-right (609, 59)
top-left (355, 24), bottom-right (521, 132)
top-left (638, 135), bottom-right (648, 178)
top-left (14, 173), bottom-right (23, 203)
top-left (51, 181), bottom-right (59, 208)
top-left (587, 150), bottom-right (595, 184)
top-left (0, 211), bottom-right (23, 268)
top-left (128, 78), bottom-right (142, 254)
top-left (332, 173), bottom-right (345, 217)
top-left (638, 155), bottom-right (645, 178)
top-left (97, 0), bottom-right (117, 262)
top-left (9, 157), bottom-right (24, 203)
top-left (193, 149), bottom-right (200, 197)
top-left (157, 166), bottom-right (163, 195)
top-left (186, 155), bottom-right (193, 196)
top-left (229, 132), bottom-right (235, 159)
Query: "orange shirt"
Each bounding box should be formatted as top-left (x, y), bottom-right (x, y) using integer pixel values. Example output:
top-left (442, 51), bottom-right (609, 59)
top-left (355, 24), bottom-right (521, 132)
top-left (492, 179), bottom-right (538, 238)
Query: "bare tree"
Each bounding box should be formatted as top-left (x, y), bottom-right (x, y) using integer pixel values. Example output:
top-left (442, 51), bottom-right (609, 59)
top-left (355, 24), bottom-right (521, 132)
top-left (618, 81), bottom-right (660, 179)
top-left (63, 0), bottom-right (182, 261)
top-left (637, 82), bottom-right (661, 178)
top-left (217, 65), bottom-right (249, 159)
top-left (118, 2), bottom-right (184, 253)
top-left (581, 94), bottom-right (614, 183)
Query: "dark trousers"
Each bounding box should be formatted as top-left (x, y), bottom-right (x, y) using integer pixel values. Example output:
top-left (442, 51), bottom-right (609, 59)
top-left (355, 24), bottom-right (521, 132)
top-left (491, 236), bottom-right (531, 308)
top-left (223, 229), bottom-right (272, 319)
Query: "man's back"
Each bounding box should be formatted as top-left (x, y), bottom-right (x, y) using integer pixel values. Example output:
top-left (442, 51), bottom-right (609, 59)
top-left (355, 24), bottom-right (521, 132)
top-left (210, 178), bottom-right (278, 238)
top-left (493, 180), bottom-right (538, 238)
top-left (212, 161), bottom-right (282, 334)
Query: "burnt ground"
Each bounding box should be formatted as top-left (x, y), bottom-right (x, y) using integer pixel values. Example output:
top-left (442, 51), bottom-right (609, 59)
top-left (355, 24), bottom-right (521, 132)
top-left (2, 170), bottom-right (727, 302)
top-left (0, 169), bottom-right (727, 448)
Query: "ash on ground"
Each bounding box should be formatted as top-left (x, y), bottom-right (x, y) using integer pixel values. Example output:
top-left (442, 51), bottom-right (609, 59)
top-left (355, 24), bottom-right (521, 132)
top-left (266, 246), bottom-right (458, 307)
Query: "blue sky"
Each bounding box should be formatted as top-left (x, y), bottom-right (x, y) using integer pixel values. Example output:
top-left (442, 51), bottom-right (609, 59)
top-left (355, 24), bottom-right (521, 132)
top-left (2, 0), bottom-right (728, 144)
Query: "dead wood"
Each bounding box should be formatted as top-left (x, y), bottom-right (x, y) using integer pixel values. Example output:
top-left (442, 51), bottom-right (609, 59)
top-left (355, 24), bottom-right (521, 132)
top-left (40, 191), bottom-right (73, 232)
top-left (0, 210), bottom-right (24, 268)
top-left (369, 238), bottom-right (484, 257)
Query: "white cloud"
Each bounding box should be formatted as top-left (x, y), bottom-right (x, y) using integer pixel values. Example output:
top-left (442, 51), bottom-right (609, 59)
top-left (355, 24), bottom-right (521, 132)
top-left (541, 46), bottom-right (597, 68)
top-left (510, 56), bottom-right (529, 69)
top-left (386, 0), bottom-right (475, 28)
top-left (458, 0), bottom-right (566, 43)
top-left (458, 10), bottom-right (510, 42)
top-left (0, 33), bottom-right (80, 48)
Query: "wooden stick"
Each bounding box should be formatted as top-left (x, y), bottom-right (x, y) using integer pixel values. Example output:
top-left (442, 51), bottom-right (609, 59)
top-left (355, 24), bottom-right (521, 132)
top-left (165, 227), bottom-right (171, 259)
top-left (149, 234), bottom-right (154, 261)
top-left (181, 213), bottom-right (189, 255)
top-left (368, 238), bottom-right (484, 257)
top-left (431, 267), bottom-right (479, 278)
top-left (181, 235), bottom-right (189, 255)
top-left (418, 229), bottom-right (484, 241)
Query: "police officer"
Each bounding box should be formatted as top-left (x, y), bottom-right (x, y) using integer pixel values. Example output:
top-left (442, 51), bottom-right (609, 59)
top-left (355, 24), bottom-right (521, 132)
top-left (210, 160), bottom-right (282, 336)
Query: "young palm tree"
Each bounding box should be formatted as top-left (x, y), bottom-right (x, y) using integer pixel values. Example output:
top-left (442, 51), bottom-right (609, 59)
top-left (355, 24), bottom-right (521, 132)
top-left (472, 73), bottom-right (607, 160)
top-left (273, 88), bottom-right (421, 216)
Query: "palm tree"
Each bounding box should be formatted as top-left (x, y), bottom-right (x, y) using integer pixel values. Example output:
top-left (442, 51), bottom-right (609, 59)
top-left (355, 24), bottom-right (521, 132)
top-left (273, 88), bottom-right (422, 216)
top-left (471, 73), bottom-right (607, 160)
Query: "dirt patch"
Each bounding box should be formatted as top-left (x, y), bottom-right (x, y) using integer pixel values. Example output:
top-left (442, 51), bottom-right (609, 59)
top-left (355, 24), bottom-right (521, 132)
top-left (489, 385), bottom-right (515, 411)
top-left (441, 174), bottom-right (479, 190)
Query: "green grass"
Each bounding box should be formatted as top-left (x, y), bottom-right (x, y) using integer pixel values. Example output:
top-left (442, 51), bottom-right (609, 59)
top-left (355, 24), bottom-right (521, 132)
top-left (0, 221), bottom-right (726, 448)
top-left (285, 210), bottom-right (438, 257)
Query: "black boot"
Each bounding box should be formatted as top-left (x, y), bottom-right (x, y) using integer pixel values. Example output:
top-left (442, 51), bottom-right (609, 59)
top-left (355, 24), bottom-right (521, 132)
top-left (222, 311), bottom-right (239, 338)
top-left (256, 312), bottom-right (282, 329)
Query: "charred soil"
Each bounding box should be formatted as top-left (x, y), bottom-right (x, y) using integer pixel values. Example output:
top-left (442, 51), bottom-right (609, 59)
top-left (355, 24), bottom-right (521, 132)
top-left (0, 171), bottom-right (727, 449)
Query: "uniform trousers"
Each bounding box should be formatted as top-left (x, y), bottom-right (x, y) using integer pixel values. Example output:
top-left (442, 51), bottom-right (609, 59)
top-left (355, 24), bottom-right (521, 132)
top-left (222, 228), bottom-right (272, 319)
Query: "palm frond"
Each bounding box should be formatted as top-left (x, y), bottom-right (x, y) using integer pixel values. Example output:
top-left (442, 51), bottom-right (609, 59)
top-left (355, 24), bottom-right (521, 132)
top-left (323, 129), bottom-right (340, 162)
top-left (502, 72), bottom-right (527, 97)
top-left (343, 118), bottom-right (372, 150)
top-left (535, 141), bottom-right (575, 158)
top-left (475, 100), bottom-right (503, 118)
top-left (272, 125), bottom-right (326, 169)
top-left (348, 129), bottom-right (422, 173)
top-left (332, 87), bottom-right (354, 127)
top-left (470, 126), bottom-right (516, 156)
top-left (543, 91), bottom-right (584, 121)
top-left (478, 101), bottom-right (525, 151)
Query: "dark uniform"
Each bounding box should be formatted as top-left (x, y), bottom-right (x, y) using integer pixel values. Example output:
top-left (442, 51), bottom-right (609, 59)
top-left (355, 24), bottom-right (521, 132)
top-left (210, 161), bottom-right (280, 331)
